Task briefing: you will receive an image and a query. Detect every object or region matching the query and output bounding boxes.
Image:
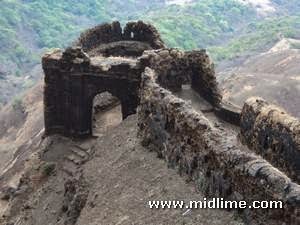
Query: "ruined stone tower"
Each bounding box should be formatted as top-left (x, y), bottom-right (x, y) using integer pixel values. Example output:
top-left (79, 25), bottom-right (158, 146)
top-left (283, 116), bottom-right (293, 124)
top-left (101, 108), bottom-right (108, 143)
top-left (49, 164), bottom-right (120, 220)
top-left (42, 21), bottom-right (165, 137)
top-left (42, 21), bottom-right (222, 137)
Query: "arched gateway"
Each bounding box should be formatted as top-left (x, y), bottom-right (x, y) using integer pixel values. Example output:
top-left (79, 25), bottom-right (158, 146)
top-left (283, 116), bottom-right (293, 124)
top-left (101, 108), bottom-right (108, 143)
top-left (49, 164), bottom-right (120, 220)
top-left (42, 21), bottom-right (165, 137)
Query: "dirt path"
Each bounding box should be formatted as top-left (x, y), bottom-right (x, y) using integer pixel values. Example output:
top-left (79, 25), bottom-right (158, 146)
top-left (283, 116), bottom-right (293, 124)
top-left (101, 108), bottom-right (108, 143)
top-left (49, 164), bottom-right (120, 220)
top-left (77, 115), bottom-right (242, 225)
top-left (93, 104), bottom-right (123, 137)
top-left (175, 85), bottom-right (239, 133)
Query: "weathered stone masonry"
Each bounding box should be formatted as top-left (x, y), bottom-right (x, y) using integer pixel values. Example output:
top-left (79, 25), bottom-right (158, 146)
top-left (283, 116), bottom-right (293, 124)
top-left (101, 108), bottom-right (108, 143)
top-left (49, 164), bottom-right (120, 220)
top-left (43, 47), bottom-right (142, 137)
top-left (75, 21), bottom-right (165, 56)
top-left (43, 21), bottom-right (165, 137)
top-left (138, 68), bottom-right (300, 225)
top-left (240, 97), bottom-right (300, 183)
top-left (43, 21), bottom-right (223, 137)
top-left (43, 21), bottom-right (300, 224)
top-left (140, 48), bottom-right (222, 105)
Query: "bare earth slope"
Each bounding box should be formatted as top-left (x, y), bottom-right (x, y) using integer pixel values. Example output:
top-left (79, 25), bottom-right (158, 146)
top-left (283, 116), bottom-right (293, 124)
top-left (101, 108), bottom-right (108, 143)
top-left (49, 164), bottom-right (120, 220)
top-left (219, 47), bottom-right (300, 118)
top-left (0, 81), bottom-right (43, 184)
top-left (0, 81), bottom-right (44, 216)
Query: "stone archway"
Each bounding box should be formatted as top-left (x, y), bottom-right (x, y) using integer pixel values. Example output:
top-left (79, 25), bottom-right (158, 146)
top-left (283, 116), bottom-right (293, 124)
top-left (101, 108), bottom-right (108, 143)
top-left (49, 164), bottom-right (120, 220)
top-left (43, 47), bottom-right (142, 137)
top-left (79, 73), bottom-right (141, 136)
top-left (42, 21), bottom-right (165, 137)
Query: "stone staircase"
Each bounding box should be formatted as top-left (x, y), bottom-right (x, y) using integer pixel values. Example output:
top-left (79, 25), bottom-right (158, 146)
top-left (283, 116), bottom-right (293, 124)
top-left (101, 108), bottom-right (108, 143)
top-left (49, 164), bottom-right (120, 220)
top-left (62, 144), bottom-right (95, 176)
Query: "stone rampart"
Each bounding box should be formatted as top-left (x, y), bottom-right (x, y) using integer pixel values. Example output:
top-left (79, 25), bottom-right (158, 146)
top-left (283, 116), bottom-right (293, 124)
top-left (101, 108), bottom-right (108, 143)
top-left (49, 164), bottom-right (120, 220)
top-left (240, 97), bottom-right (300, 183)
top-left (43, 21), bottom-right (165, 137)
top-left (138, 68), bottom-right (300, 225)
top-left (42, 47), bottom-right (143, 137)
top-left (140, 48), bottom-right (222, 106)
top-left (76, 21), bottom-right (165, 54)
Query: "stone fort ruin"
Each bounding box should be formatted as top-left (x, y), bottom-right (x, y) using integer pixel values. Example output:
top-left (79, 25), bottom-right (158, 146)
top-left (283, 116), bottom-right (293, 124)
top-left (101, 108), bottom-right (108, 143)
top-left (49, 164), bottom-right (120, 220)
top-left (42, 21), bottom-right (300, 224)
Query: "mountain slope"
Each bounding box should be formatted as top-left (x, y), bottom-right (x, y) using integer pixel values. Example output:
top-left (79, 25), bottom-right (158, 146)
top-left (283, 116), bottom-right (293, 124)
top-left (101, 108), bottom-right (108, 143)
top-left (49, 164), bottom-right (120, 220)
top-left (219, 40), bottom-right (300, 118)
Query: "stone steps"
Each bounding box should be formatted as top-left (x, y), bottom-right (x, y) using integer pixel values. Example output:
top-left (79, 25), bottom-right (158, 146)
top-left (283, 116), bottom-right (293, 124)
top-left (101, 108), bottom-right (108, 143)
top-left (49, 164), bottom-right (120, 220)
top-left (71, 146), bottom-right (89, 160)
top-left (64, 154), bottom-right (82, 166)
top-left (62, 144), bottom-right (94, 176)
top-left (61, 160), bottom-right (78, 176)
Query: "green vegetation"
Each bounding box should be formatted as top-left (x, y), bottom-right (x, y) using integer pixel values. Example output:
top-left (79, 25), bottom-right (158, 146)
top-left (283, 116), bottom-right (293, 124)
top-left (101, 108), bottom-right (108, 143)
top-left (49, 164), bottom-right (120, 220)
top-left (0, 0), bottom-right (110, 70)
top-left (145, 0), bottom-right (257, 50)
top-left (12, 95), bottom-right (24, 112)
top-left (1, 0), bottom-right (300, 74)
top-left (208, 16), bottom-right (300, 61)
top-left (143, 1), bottom-right (300, 62)
top-left (42, 162), bottom-right (56, 176)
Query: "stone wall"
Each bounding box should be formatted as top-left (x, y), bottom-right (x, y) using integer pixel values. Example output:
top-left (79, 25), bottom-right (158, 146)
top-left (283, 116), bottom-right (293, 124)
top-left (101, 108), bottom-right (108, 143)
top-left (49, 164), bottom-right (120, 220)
top-left (140, 48), bottom-right (222, 106)
top-left (140, 49), bottom-right (188, 91)
top-left (214, 101), bottom-right (241, 126)
top-left (186, 50), bottom-right (222, 106)
top-left (138, 68), bottom-right (300, 225)
top-left (76, 21), bottom-right (165, 54)
top-left (43, 21), bottom-right (167, 137)
top-left (43, 21), bottom-right (227, 137)
top-left (240, 97), bottom-right (300, 183)
top-left (43, 45), bottom-right (224, 137)
top-left (42, 47), bottom-right (143, 137)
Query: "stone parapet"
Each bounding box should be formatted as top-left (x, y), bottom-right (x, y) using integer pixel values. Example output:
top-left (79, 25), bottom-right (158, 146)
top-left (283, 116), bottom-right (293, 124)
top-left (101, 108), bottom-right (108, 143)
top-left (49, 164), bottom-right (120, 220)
top-left (138, 68), bottom-right (300, 225)
top-left (240, 97), bottom-right (300, 183)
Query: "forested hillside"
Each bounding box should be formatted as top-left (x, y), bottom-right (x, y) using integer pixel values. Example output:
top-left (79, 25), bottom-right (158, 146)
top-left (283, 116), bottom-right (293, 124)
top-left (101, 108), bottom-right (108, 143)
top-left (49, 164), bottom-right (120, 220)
top-left (0, 0), bottom-right (167, 73)
top-left (1, 0), bottom-right (300, 105)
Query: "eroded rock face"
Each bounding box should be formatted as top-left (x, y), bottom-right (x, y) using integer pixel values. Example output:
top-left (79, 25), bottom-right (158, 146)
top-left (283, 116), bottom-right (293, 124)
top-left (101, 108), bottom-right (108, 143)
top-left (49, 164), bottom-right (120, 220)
top-left (93, 92), bottom-right (119, 114)
top-left (240, 97), bottom-right (300, 182)
top-left (61, 178), bottom-right (88, 225)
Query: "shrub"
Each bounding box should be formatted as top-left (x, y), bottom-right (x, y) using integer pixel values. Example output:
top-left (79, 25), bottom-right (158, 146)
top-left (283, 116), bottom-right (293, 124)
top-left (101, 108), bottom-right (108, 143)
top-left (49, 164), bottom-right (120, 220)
top-left (42, 163), bottom-right (56, 177)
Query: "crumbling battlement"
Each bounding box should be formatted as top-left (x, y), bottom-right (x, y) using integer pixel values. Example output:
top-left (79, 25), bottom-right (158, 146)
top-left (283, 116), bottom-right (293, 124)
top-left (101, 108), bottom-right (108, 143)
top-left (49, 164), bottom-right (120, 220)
top-left (75, 21), bottom-right (165, 55)
top-left (240, 97), bottom-right (300, 183)
top-left (42, 21), bottom-right (166, 137)
top-left (138, 68), bottom-right (300, 225)
top-left (43, 21), bottom-right (223, 137)
top-left (140, 48), bottom-right (222, 106)
top-left (43, 47), bottom-right (143, 137)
